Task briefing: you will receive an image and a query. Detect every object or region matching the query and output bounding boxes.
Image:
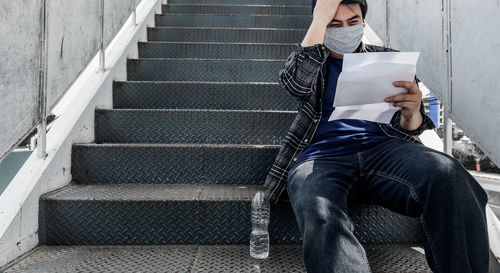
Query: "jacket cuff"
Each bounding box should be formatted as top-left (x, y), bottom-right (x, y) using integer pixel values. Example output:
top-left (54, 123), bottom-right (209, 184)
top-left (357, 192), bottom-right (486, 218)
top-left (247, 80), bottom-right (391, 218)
top-left (295, 43), bottom-right (329, 64)
top-left (390, 102), bottom-right (436, 136)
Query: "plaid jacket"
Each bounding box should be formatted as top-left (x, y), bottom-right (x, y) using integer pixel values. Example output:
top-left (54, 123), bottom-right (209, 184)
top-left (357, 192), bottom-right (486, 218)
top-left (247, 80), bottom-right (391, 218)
top-left (263, 41), bottom-right (436, 205)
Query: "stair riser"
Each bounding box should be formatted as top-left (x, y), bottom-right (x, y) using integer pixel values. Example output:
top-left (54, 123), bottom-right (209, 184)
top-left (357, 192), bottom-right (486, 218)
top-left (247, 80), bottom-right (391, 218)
top-left (155, 14), bottom-right (311, 29)
top-left (95, 110), bottom-right (295, 144)
top-left (168, 0), bottom-right (310, 5)
top-left (138, 42), bottom-right (296, 59)
top-left (127, 59), bottom-right (283, 82)
top-left (112, 82), bottom-right (299, 110)
top-left (162, 4), bottom-right (311, 15)
top-left (39, 199), bottom-right (421, 245)
top-left (147, 27), bottom-right (307, 43)
top-left (72, 145), bottom-right (278, 184)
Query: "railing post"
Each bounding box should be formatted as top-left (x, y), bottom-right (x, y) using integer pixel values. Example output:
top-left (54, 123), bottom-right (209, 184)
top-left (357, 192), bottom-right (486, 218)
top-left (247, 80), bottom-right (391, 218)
top-left (443, 0), bottom-right (453, 155)
top-left (99, 0), bottom-right (105, 72)
top-left (385, 0), bottom-right (390, 48)
top-left (132, 7), bottom-right (137, 26)
top-left (37, 0), bottom-right (48, 159)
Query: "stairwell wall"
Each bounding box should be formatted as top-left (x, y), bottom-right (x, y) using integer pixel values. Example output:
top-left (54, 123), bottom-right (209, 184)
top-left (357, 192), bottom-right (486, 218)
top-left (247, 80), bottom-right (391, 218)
top-left (366, 0), bottom-right (500, 170)
top-left (0, 0), bottom-right (164, 267)
top-left (0, 0), bottom-right (140, 163)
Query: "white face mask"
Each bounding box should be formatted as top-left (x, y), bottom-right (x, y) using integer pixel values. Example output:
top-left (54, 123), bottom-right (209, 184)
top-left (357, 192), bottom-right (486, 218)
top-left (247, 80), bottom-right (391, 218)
top-left (324, 23), bottom-right (365, 55)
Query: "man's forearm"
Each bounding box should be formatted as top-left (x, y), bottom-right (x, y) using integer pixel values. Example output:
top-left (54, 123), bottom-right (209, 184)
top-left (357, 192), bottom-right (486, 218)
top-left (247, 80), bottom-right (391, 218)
top-left (301, 20), bottom-right (328, 47)
top-left (400, 112), bottom-right (423, 132)
top-left (302, 0), bottom-right (341, 47)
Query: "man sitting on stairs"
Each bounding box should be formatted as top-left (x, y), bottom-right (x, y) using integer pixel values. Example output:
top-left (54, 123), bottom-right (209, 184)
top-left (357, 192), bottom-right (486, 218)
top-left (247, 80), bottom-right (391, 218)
top-left (262, 0), bottom-right (490, 272)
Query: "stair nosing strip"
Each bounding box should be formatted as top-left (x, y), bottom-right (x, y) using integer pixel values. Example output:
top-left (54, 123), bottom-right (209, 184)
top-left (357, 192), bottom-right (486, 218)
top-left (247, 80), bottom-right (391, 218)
top-left (163, 3), bottom-right (310, 8)
top-left (115, 80), bottom-right (280, 85)
top-left (157, 13), bottom-right (311, 18)
top-left (148, 26), bottom-right (308, 31)
top-left (96, 108), bottom-right (297, 114)
top-left (130, 57), bottom-right (285, 61)
top-left (139, 41), bottom-right (296, 46)
top-left (72, 143), bottom-right (282, 148)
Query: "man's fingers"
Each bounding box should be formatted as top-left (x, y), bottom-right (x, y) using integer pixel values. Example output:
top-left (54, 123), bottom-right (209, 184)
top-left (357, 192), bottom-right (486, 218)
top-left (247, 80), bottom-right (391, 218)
top-left (393, 101), bottom-right (418, 108)
top-left (385, 93), bottom-right (418, 103)
top-left (393, 81), bottom-right (420, 94)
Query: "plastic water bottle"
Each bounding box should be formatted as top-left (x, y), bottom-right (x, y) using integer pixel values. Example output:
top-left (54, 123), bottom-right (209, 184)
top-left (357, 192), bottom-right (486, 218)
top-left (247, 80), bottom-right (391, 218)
top-left (250, 191), bottom-right (270, 259)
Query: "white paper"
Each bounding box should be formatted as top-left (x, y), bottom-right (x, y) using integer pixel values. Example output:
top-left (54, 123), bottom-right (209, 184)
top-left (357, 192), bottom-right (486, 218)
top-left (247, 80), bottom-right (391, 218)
top-left (328, 52), bottom-right (420, 124)
top-left (329, 103), bottom-right (400, 122)
top-left (342, 52), bottom-right (420, 71)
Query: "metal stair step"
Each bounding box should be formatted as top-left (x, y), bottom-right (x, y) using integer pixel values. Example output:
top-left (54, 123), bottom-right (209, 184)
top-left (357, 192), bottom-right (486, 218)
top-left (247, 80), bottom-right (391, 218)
top-left (95, 109), bottom-right (295, 144)
top-left (168, 0), bottom-right (311, 5)
top-left (162, 4), bottom-right (311, 15)
top-left (138, 42), bottom-right (296, 59)
top-left (147, 27), bottom-right (307, 43)
top-left (38, 183), bottom-right (422, 245)
top-left (71, 143), bottom-right (279, 185)
top-left (112, 81), bottom-right (299, 110)
top-left (0, 244), bottom-right (432, 273)
top-left (127, 58), bottom-right (283, 82)
top-left (154, 14), bottom-right (311, 29)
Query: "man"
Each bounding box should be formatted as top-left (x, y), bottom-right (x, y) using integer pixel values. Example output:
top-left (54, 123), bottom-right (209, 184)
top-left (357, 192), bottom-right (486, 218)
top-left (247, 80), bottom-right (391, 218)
top-left (262, 0), bottom-right (490, 272)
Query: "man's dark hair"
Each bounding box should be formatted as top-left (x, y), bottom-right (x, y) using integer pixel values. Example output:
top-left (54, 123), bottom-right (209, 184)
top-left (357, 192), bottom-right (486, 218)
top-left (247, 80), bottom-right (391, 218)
top-left (311, 0), bottom-right (368, 19)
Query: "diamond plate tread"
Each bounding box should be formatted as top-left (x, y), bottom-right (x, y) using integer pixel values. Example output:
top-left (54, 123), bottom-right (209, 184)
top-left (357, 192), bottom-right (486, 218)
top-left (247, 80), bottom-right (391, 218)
top-left (138, 42), bottom-right (296, 59)
top-left (147, 27), bottom-right (307, 43)
top-left (71, 143), bottom-right (280, 185)
top-left (42, 184), bottom-right (264, 201)
top-left (39, 183), bottom-right (421, 245)
top-left (168, 0), bottom-right (310, 5)
top-left (162, 4), bottom-right (311, 16)
top-left (95, 109), bottom-right (296, 144)
top-left (38, 183), bottom-right (298, 245)
top-left (127, 58), bottom-right (283, 82)
top-left (112, 81), bottom-right (299, 110)
top-left (1, 244), bottom-right (432, 272)
top-left (155, 14), bottom-right (311, 29)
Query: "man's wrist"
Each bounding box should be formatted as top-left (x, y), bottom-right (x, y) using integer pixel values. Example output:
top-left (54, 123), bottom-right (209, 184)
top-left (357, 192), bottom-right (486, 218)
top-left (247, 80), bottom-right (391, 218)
top-left (400, 111), bottom-right (423, 131)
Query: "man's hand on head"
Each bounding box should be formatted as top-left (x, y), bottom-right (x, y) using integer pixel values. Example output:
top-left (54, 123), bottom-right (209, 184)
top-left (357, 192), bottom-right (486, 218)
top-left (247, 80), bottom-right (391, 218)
top-left (301, 0), bottom-right (343, 47)
top-left (384, 80), bottom-right (423, 131)
top-left (313, 0), bottom-right (343, 27)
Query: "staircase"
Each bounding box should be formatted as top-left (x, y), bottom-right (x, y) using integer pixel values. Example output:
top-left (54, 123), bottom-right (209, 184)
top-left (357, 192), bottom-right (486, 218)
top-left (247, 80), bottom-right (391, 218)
top-left (1, 1), bottom-right (433, 272)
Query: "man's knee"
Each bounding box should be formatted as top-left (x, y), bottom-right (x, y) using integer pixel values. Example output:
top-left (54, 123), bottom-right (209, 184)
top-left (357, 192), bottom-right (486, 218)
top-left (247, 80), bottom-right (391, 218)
top-left (420, 153), bottom-right (488, 204)
top-left (299, 196), bottom-right (354, 234)
top-left (416, 151), bottom-right (464, 185)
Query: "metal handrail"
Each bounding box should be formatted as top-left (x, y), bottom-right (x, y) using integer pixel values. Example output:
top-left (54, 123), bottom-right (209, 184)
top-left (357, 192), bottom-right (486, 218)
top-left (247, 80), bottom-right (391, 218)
top-left (37, 0), bottom-right (48, 159)
top-left (35, 0), bottom-right (139, 159)
top-left (442, 0), bottom-right (453, 155)
top-left (99, 0), bottom-right (105, 73)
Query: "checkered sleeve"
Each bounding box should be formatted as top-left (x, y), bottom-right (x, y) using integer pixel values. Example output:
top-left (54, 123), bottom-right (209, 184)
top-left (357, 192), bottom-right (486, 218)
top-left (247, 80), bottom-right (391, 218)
top-left (278, 43), bottom-right (329, 98)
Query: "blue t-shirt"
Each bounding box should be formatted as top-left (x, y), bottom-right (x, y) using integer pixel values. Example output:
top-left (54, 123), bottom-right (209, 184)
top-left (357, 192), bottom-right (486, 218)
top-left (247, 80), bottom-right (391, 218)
top-left (296, 55), bottom-right (392, 164)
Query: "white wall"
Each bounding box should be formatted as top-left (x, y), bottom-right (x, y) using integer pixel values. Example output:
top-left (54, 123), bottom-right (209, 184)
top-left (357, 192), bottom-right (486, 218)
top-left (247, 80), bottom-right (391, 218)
top-left (0, 0), bottom-right (163, 266)
top-left (450, 0), bottom-right (500, 166)
top-left (367, 0), bottom-right (500, 167)
top-left (0, 2), bottom-right (41, 163)
top-left (0, 0), bottom-right (138, 163)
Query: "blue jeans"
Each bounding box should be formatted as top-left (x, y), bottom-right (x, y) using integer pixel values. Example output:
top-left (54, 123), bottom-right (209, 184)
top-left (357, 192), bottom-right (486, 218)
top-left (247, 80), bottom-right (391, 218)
top-left (287, 137), bottom-right (490, 273)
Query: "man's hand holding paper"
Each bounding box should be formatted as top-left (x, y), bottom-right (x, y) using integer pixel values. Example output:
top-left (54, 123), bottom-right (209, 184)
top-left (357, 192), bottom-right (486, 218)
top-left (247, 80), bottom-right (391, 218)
top-left (328, 52), bottom-right (420, 124)
top-left (386, 80), bottom-right (424, 131)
